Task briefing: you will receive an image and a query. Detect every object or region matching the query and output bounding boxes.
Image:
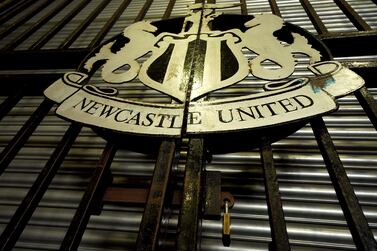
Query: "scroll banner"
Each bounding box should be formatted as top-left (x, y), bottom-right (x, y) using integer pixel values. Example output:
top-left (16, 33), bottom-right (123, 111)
top-left (44, 61), bottom-right (364, 137)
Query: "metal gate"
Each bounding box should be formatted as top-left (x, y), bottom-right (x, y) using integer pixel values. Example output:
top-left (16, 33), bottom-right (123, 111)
top-left (0, 0), bottom-right (376, 250)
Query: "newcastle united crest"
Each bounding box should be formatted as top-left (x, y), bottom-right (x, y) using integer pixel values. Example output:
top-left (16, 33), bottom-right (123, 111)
top-left (44, 3), bottom-right (364, 145)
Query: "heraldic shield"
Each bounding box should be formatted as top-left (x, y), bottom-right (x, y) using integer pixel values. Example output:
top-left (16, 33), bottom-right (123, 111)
top-left (44, 3), bottom-right (365, 142)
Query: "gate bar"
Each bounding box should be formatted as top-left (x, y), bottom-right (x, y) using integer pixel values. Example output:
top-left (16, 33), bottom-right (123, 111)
top-left (355, 86), bottom-right (377, 130)
top-left (3, 0), bottom-right (74, 51)
top-left (0, 87), bottom-right (25, 121)
top-left (260, 137), bottom-right (291, 251)
top-left (311, 117), bottom-right (377, 251)
top-left (268, 0), bottom-right (281, 17)
top-left (0, 0), bottom-right (55, 41)
top-left (60, 0), bottom-right (112, 49)
top-left (0, 0), bottom-right (35, 25)
top-left (299, 0), bottom-right (328, 35)
top-left (89, 0), bottom-right (133, 48)
top-left (0, 123), bottom-right (82, 250)
top-left (136, 140), bottom-right (176, 251)
top-left (60, 142), bottom-right (117, 251)
top-left (30, 0), bottom-right (92, 50)
top-left (176, 138), bottom-right (204, 251)
top-left (334, 0), bottom-right (372, 31)
top-left (0, 0), bottom-right (20, 14)
top-left (0, 99), bottom-right (53, 173)
top-left (135, 0), bottom-right (154, 23)
top-left (239, 0), bottom-right (247, 15)
top-left (163, 0), bottom-right (177, 20)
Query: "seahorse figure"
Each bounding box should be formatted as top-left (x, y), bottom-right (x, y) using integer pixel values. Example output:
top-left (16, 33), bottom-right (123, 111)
top-left (240, 13), bottom-right (321, 80)
top-left (84, 21), bottom-right (159, 83)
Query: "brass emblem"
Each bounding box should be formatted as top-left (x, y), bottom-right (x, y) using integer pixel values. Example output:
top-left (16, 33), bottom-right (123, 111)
top-left (44, 4), bottom-right (364, 139)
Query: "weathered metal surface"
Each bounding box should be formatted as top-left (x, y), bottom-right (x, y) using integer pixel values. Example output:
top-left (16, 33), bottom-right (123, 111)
top-left (176, 138), bottom-right (204, 251)
top-left (203, 171), bottom-right (221, 219)
top-left (320, 31), bottom-right (377, 57)
top-left (311, 117), bottom-right (377, 251)
top-left (60, 142), bottom-right (116, 251)
top-left (0, 123), bottom-right (81, 250)
top-left (260, 137), bottom-right (291, 251)
top-left (136, 140), bottom-right (176, 251)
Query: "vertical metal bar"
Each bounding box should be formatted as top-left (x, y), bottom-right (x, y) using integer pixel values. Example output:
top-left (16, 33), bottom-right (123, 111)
top-left (311, 117), bottom-right (377, 250)
top-left (355, 86), bottom-right (377, 130)
top-left (89, 0), bottom-right (133, 49)
top-left (176, 138), bottom-right (204, 251)
top-left (0, 99), bottom-right (53, 173)
top-left (3, 0), bottom-right (73, 51)
top-left (0, 0), bottom-right (20, 14)
top-left (268, 0), bottom-right (281, 17)
top-left (136, 140), bottom-right (176, 251)
top-left (299, 0), bottom-right (328, 35)
top-left (163, 0), bottom-right (176, 20)
top-left (59, 0), bottom-right (112, 49)
top-left (0, 87), bottom-right (24, 121)
top-left (60, 142), bottom-right (116, 251)
top-left (240, 0), bottom-right (247, 15)
top-left (333, 0), bottom-right (372, 31)
top-left (135, 2), bottom-right (178, 249)
top-left (0, 0), bottom-right (54, 41)
top-left (0, 0), bottom-right (34, 25)
top-left (260, 137), bottom-right (291, 251)
top-left (30, 0), bottom-right (92, 50)
top-left (0, 123), bottom-right (82, 251)
top-left (134, 0), bottom-right (154, 22)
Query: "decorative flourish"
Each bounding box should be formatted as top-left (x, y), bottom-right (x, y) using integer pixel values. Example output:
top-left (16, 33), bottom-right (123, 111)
top-left (84, 21), bottom-right (159, 83)
top-left (239, 13), bottom-right (321, 80)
